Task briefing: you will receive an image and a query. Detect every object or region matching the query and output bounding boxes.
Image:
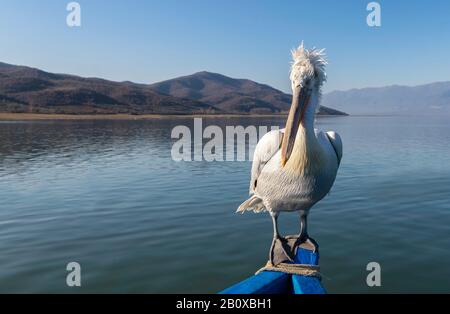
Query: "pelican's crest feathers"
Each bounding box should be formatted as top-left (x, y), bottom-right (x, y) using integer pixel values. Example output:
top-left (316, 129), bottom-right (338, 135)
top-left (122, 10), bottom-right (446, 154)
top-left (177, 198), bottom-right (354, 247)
top-left (290, 42), bottom-right (327, 90)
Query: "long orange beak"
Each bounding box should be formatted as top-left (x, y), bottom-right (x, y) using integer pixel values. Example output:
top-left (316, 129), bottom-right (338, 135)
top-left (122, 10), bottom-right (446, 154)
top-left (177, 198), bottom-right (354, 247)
top-left (280, 87), bottom-right (311, 166)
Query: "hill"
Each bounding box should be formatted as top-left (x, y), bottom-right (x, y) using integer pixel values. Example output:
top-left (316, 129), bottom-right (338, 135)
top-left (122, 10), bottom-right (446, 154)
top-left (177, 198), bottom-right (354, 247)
top-left (0, 62), bottom-right (346, 115)
top-left (150, 71), bottom-right (346, 115)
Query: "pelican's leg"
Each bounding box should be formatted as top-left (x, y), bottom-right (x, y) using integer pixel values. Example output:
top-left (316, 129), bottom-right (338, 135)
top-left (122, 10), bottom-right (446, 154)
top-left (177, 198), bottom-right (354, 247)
top-left (269, 212), bottom-right (294, 265)
top-left (296, 213), bottom-right (319, 252)
top-left (271, 212), bottom-right (280, 238)
top-left (269, 212), bottom-right (279, 265)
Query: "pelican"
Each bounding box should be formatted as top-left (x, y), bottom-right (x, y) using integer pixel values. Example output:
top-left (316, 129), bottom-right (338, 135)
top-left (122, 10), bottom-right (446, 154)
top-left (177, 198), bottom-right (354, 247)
top-left (237, 43), bottom-right (342, 265)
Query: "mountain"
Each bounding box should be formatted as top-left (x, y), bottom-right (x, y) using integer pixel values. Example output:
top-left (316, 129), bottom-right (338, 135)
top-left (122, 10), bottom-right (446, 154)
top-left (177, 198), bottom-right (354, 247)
top-left (7, 61), bottom-right (448, 117)
top-left (150, 71), bottom-right (346, 115)
top-left (0, 62), bottom-right (346, 115)
top-left (322, 82), bottom-right (450, 115)
top-left (0, 62), bottom-right (217, 114)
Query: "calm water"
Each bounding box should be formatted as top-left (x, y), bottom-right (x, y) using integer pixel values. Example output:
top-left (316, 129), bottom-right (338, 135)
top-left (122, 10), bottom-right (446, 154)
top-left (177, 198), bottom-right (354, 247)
top-left (0, 116), bottom-right (449, 293)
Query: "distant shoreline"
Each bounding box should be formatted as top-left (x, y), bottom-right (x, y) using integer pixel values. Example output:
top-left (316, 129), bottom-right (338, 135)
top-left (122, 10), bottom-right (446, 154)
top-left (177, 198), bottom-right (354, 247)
top-left (0, 112), bottom-right (348, 121)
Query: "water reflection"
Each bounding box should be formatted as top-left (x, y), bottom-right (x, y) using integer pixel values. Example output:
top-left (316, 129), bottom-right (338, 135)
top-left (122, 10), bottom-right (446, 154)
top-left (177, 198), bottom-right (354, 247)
top-left (0, 116), bottom-right (449, 293)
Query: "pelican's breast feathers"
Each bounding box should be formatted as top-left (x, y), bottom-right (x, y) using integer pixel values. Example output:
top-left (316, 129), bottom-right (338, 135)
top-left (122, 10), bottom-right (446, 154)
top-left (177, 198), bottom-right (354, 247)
top-left (247, 127), bottom-right (342, 213)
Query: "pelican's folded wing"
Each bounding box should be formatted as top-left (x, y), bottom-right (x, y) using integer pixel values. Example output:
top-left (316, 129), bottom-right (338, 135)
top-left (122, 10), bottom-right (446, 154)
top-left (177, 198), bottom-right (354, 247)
top-left (249, 129), bottom-right (284, 194)
top-left (326, 131), bottom-right (343, 165)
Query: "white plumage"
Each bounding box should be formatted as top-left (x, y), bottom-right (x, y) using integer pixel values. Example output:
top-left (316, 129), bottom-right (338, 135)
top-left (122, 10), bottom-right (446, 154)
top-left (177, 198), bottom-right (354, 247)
top-left (237, 43), bottom-right (343, 263)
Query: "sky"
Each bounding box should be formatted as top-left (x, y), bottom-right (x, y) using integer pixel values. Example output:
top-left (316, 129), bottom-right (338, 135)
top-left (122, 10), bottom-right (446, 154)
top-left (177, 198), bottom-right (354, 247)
top-left (1, 0), bottom-right (450, 93)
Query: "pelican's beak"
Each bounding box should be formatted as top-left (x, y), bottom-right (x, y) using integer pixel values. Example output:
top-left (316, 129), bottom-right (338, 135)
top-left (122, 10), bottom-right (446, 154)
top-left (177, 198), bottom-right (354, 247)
top-left (281, 86), bottom-right (311, 166)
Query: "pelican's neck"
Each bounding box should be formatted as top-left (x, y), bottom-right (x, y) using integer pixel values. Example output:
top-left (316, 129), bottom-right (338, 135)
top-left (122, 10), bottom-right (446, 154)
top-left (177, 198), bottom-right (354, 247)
top-left (294, 111), bottom-right (317, 152)
top-left (300, 102), bottom-right (316, 135)
top-left (297, 92), bottom-right (318, 144)
top-left (286, 93), bottom-right (323, 174)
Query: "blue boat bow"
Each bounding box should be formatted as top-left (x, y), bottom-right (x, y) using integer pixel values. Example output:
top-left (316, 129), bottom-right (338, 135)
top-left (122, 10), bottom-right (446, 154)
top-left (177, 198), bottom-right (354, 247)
top-left (219, 247), bottom-right (326, 294)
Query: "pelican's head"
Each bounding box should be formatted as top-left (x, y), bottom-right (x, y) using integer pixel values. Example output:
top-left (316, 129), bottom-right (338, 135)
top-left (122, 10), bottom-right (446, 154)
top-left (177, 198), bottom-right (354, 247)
top-left (281, 43), bottom-right (327, 166)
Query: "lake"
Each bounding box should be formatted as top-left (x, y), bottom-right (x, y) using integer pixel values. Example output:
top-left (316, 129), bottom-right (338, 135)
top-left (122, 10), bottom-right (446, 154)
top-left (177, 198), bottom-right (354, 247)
top-left (0, 115), bottom-right (449, 293)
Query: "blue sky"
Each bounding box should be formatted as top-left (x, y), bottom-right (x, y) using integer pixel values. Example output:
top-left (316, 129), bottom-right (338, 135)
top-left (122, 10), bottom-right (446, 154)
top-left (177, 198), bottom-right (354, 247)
top-left (1, 0), bottom-right (450, 93)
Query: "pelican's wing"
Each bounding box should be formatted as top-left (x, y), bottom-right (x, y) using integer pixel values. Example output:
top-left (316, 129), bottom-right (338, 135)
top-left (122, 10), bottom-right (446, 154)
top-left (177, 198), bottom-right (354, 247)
top-left (249, 129), bottom-right (284, 194)
top-left (326, 131), bottom-right (343, 165)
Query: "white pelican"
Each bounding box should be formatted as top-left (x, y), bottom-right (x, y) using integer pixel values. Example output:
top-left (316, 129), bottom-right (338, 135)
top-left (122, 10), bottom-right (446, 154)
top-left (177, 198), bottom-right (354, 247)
top-left (237, 43), bottom-right (342, 265)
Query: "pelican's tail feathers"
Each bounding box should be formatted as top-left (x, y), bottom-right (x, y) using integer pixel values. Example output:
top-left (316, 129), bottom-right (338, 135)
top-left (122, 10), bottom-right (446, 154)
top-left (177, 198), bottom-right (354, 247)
top-left (236, 195), bottom-right (266, 214)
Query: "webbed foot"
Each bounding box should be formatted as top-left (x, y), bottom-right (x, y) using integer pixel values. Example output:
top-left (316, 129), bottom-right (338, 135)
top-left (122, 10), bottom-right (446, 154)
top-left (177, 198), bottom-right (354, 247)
top-left (293, 234), bottom-right (319, 253)
top-left (269, 236), bottom-right (295, 266)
